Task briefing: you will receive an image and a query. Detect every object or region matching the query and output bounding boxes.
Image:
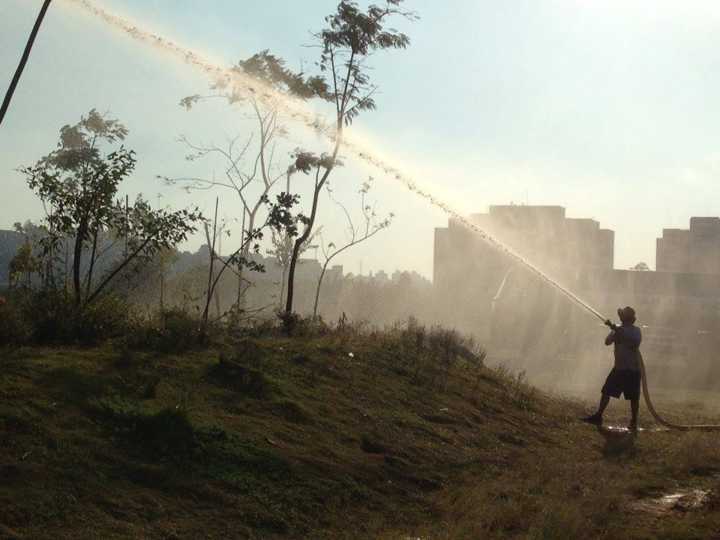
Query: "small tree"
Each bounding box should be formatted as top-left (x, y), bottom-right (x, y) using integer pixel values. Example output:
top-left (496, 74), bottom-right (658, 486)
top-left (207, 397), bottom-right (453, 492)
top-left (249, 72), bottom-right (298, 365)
top-left (174, 51), bottom-right (328, 313)
top-left (20, 109), bottom-right (201, 309)
top-left (312, 177), bottom-right (392, 318)
top-left (8, 241), bottom-right (39, 289)
top-left (283, 0), bottom-right (415, 320)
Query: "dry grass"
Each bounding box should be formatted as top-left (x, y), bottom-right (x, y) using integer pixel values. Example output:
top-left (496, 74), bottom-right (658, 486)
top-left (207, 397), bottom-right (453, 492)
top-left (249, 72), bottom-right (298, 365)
top-left (2, 334), bottom-right (720, 539)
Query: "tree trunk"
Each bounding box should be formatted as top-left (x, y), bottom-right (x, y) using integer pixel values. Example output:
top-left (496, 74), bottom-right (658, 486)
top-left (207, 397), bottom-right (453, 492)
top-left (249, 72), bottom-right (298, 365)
top-left (86, 237), bottom-right (152, 306)
top-left (312, 263), bottom-right (329, 319)
top-left (0, 0), bottom-right (52, 127)
top-left (159, 270), bottom-right (165, 312)
top-left (84, 227), bottom-right (99, 299)
top-left (236, 209), bottom-right (246, 311)
top-left (284, 122), bottom-right (343, 321)
top-left (279, 264), bottom-right (288, 308)
top-left (234, 207), bottom-right (259, 321)
top-left (200, 198), bottom-right (219, 338)
top-left (72, 220), bottom-right (87, 306)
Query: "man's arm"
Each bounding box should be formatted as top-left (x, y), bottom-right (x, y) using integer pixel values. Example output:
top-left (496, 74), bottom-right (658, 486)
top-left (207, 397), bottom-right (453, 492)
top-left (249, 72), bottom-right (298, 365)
top-left (604, 319), bottom-right (617, 346)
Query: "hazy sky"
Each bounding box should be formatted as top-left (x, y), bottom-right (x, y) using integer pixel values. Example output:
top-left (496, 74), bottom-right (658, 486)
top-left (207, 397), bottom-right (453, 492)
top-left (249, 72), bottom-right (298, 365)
top-left (3, 0), bottom-right (720, 277)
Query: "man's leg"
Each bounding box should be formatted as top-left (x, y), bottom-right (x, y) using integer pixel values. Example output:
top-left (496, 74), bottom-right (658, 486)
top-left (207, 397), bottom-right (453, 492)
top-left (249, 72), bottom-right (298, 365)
top-left (597, 393), bottom-right (610, 416)
top-left (629, 398), bottom-right (639, 430)
top-left (582, 393), bottom-right (610, 425)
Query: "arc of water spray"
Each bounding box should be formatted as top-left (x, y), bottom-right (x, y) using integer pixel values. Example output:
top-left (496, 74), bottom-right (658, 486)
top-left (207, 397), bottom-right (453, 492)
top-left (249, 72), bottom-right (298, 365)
top-left (64, 0), bottom-right (720, 431)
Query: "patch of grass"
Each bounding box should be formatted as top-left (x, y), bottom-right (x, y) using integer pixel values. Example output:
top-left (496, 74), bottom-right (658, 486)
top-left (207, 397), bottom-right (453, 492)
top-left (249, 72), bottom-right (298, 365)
top-left (5, 330), bottom-right (720, 539)
top-left (207, 354), bottom-right (271, 398)
top-left (95, 398), bottom-right (197, 457)
top-left (273, 399), bottom-right (312, 424)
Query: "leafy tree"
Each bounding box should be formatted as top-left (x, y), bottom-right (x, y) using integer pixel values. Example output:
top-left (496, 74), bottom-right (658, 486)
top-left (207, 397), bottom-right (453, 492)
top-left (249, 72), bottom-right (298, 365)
top-left (282, 0), bottom-right (415, 320)
top-left (20, 109), bottom-right (201, 308)
top-left (266, 171), bottom-right (320, 309)
top-left (267, 225), bottom-right (319, 310)
top-left (8, 241), bottom-right (39, 289)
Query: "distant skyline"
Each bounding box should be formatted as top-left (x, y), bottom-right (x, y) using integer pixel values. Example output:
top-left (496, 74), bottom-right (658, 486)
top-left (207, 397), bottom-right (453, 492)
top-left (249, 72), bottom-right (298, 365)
top-left (3, 0), bottom-right (720, 277)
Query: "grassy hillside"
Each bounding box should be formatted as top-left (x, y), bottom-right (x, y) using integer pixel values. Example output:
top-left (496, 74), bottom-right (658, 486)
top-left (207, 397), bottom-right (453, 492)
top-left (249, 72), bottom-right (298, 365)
top-left (2, 329), bottom-right (720, 539)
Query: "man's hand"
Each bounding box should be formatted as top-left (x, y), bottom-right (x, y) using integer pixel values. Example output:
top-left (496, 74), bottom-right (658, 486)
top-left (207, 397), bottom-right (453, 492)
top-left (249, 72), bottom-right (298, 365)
top-left (604, 319), bottom-right (614, 329)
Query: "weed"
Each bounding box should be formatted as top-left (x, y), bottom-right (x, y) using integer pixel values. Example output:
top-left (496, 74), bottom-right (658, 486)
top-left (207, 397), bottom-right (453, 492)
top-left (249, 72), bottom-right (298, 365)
top-left (95, 398), bottom-right (197, 456)
top-left (274, 399), bottom-right (312, 424)
top-left (671, 432), bottom-right (720, 476)
top-left (208, 354), bottom-right (271, 398)
top-left (0, 297), bottom-right (32, 346)
top-left (494, 366), bottom-right (537, 410)
top-left (125, 308), bottom-right (201, 353)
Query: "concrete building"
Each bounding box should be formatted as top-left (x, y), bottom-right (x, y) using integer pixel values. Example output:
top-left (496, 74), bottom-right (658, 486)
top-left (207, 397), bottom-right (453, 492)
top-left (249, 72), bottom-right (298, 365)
top-left (433, 205), bottom-right (614, 336)
top-left (433, 206), bottom-right (720, 390)
top-left (657, 217), bottom-right (720, 274)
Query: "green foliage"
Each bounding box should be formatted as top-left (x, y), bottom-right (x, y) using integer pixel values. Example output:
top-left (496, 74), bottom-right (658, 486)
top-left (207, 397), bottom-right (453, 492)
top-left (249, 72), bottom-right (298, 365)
top-left (317, 0), bottom-right (416, 125)
top-left (8, 241), bottom-right (39, 288)
top-left (0, 290), bottom-right (129, 345)
top-left (0, 294), bottom-right (33, 346)
top-left (125, 308), bottom-right (202, 354)
top-left (273, 399), bottom-right (312, 424)
top-left (208, 345), bottom-right (270, 398)
top-left (75, 294), bottom-right (130, 344)
top-left (20, 109), bottom-right (202, 308)
top-left (384, 318), bottom-right (487, 390)
top-left (97, 399), bottom-right (197, 457)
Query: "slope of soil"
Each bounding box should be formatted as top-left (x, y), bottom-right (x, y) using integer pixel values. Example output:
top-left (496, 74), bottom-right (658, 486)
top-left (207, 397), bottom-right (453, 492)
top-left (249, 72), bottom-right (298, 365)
top-left (1, 335), bottom-right (720, 539)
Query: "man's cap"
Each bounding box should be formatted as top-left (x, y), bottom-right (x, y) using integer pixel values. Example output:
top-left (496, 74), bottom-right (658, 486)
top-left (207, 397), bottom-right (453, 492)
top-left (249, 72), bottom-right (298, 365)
top-left (617, 306), bottom-right (636, 322)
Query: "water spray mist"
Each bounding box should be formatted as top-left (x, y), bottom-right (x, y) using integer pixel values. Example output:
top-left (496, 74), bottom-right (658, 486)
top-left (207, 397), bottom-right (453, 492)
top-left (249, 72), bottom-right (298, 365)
top-left (62, 0), bottom-right (720, 431)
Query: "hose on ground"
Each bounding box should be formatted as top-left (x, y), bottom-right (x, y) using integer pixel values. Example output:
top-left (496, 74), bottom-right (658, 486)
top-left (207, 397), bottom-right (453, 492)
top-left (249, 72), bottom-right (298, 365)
top-left (638, 355), bottom-right (720, 431)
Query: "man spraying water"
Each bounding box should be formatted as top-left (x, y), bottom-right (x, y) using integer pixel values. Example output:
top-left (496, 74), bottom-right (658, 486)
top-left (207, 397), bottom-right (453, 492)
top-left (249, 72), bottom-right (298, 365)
top-left (582, 306), bottom-right (642, 431)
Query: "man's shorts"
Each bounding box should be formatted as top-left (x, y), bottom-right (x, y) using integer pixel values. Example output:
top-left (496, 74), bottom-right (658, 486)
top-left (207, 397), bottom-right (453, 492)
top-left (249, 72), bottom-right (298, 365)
top-left (601, 368), bottom-right (641, 400)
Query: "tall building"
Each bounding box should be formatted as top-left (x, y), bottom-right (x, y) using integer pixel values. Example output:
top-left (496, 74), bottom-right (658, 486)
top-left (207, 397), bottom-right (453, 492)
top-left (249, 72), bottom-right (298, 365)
top-left (433, 205), bottom-right (614, 338)
top-left (433, 206), bottom-right (720, 389)
top-left (657, 217), bottom-right (720, 274)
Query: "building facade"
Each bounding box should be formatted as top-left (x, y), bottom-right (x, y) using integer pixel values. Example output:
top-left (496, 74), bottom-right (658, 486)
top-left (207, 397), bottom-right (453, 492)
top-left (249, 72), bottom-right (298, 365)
top-left (433, 207), bottom-right (720, 390)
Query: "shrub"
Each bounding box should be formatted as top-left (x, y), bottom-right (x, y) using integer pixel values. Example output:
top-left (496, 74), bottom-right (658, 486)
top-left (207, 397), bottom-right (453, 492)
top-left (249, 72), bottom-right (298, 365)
top-left (126, 308), bottom-right (202, 353)
top-left (0, 296), bottom-right (33, 346)
top-left (23, 290), bottom-right (75, 343)
top-left (494, 366), bottom-right (537, 411)
top-left (4, 290), bottom-right (130, 345)
top-left (274, 399), bottom-right (312, 424)
top-left (277, 311), bottom-right (330, 337)
top-left (208, 349), bottom-right (270, 398)
top-left (76, 294), bottom-right (130, 344)
top-left (96, 398), bottom-right (197, 456)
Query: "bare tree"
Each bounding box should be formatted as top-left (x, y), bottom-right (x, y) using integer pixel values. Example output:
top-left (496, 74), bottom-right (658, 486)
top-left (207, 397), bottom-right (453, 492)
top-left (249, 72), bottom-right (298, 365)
top-left (170, 51), bottom-right (324, 309)
top-left (163, 98), bottom-right (287, 313)
top-left (194, 192), bottom-right (298, 339)
top-left (312, 178), bottom-right (392, 318)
